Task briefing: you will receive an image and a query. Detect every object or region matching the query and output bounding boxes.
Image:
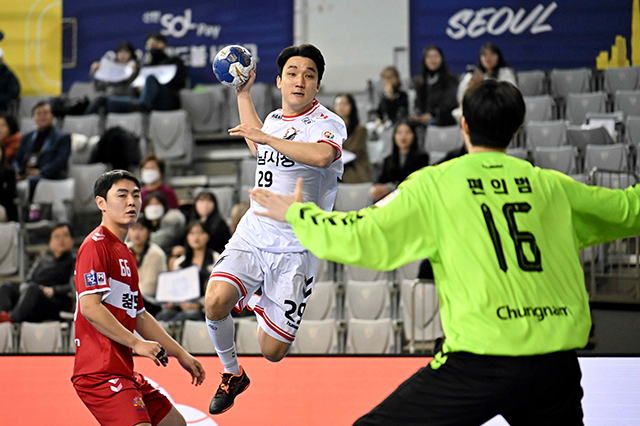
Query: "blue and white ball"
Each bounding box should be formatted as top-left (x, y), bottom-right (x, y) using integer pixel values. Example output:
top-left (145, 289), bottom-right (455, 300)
top-left (212, 45), bottom-right (255, 87)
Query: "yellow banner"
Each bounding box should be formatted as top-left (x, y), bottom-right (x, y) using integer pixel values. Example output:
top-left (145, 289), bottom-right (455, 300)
top-left (0, 0), bottom-right (62, 95)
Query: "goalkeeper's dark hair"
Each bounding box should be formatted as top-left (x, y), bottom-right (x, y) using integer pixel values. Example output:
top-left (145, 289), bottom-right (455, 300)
top-left (94, 170), bottom-right (141, 200)
top-left (462, 79), bottom-right (525, 149)
top-left (277, 44), bottom-right (325, 82)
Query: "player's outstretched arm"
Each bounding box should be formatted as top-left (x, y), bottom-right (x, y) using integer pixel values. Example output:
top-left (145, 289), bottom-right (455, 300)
top-left (135, 310), bottom-right (205, 386)
top-left (236, 70), bottom-right (262, 157)
top-left (79, 293), bottom-right (167, 367)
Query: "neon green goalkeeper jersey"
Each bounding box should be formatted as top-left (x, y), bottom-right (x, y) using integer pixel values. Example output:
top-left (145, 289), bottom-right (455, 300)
top-left (286, 152), bottom-right (640, 356)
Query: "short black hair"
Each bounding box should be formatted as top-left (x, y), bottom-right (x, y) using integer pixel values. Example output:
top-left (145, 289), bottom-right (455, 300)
top-left (32, 100), bottom-right (51, 115)
top-left (0, 113), bottom-right (18, 135)
top-left (116, 41), bottom-right (136, 58)
top-left (277, 44), bottom-right (325, 82)
top-left (145, 32), bottom-right (168, 46)
top-left (94, 170), bottom-right (141, 199)
top-left (52, 222), bottom-right (73, 238)
top-left (462, 79), bottom-right (525, 149)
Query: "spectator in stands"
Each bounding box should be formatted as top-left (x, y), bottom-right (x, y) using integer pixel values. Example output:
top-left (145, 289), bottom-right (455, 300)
top-left (103, 33), bottom-right (188, 113)
top-left (0, 223), bottom-right (75, 323)
top-left (84, 41), bottom-right (140, 114)
top-left (229, 201), bottom-right (250, 235)
top-left (371, 66), bottom-right (409, 127)
top-left (0, 47), bottom-right (20, 114)
top-left (12, 101), bottom-right (71, 195)
top-left (0, 113), bottom-right (20, 164)
top-left (127, 217), bottom-right (166, 316)
top-left (370, 121), bottom-right (429, 202)
top-left (144, 191), bottom-right (186, 254)
top-left (334, 94), bottom-right (371, 183)
top-left (140, 154), bottom-right (180, 211)
top-left (412, 46), bottom-right (459, 127)
top-left (457, 42), bottom-right (517, 105)
top-left (191, 190), bottom-right (231, 254)
top-left (0, 144), bottom-right (17, 222)
top-left (156, 222), bottom-right (218, 322)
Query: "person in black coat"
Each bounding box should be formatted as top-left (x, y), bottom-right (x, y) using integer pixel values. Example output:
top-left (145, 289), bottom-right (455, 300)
top-left (370, 121), bottom-right (429, 202)
top-left (192, 190), bottom-right (231, 254)
top-left (0, 144), bottom-right (17, 222)
top-left (0, 223), bottom-right (75, 323)
top-left (412, 46), bottom-right (459, 127)
top-left (0, 48), bottom-right (20, 113)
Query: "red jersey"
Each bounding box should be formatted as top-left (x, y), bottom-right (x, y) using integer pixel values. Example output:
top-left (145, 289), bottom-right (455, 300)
top-left (72, 225), bottom-right (145, 382)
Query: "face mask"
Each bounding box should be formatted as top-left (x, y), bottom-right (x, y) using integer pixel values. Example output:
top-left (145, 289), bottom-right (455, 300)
top-left (140, 169), bottom-right (160, 185)
top-left (144, 205), bottom-right (165, 221)
top-left (148, 48), bottom-right (166, 62)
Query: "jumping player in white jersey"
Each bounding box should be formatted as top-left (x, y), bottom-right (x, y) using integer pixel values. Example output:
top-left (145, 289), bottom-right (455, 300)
top-left (204, 44), bottom-right (346, 415)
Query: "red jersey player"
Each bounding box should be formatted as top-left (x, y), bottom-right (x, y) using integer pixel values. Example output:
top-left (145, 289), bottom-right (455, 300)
top-left (72, 170), bottom-right (206, 426)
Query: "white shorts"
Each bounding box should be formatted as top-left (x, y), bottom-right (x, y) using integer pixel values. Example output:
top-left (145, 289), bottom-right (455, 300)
top-left (209, 235), bottom-right (317, 344)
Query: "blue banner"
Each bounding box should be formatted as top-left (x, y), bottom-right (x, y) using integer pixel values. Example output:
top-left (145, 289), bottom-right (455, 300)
top-left (63, 0), bottom-right (293, 92)
top-left (410, 1), bottom-right (632, 75)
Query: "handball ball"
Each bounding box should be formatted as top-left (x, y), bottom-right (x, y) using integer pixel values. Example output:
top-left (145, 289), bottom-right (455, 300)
top-left (212, 45), bottom-right (255, 87)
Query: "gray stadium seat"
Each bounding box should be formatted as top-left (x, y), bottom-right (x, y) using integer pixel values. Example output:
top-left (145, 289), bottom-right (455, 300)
top-left (290, 319), bottom-right (340, 354)
top-left (31, 178), bottom-right (76, 223)
top-left (604, 67), bottom-right (640, 95)
top-left (0, 322), bottom-right (14, 353)
top-left (346, 318), bottom-right (396, 354)
top-left (19, 322), bottom-right (63, 353)
top-left (180, 89), bottom-right (226, 134)
top-left (424, 125), bottom-right (463, 154)
top-left (344, 280), bottom-right (392, 320)
top-left (68, 81), bottom-right (98, 101)
top-left (68, 163), bottom-right (109, 213)
top-left (525, 121), bottom-right (566, 150)
top-left (316, 258), bottom-right (335, 282)
top-left (533, 146), bottom-right (578, 175)
top-left (584, 143), bottom-right (629, 172)
top-left (334, 183), bottom-right (372, 212)
top-left (524, 95), bottom-right (554, 124)
top-left (235, 318), bottom-right (261, 355)
top-left (251, 82), bottom-right (274, 121)
top-left (240, 157), bottom-right (257, 187)
top-left (0, 222), bottom-right (20, 277)
top-left (517, 70), bottom-right (547, 96)
top-left (148, 110), bottom-right (193, 165)
top-left (399, 280), bottom-right (442, 346)
top-left (507, 148), bottom-right (528, 160)
top-left (343, 264), bottom-right (386, 282)
top-left (614, 90), bottom-right (640, 120)
top-left (62, 114), bottom-right (102, 139)
top-left (550, 68), bottom-right (592, 100)
top-left (625, 116), bottom-right (640, 146)
top-left (302, 281), bottom-right (337, 321)
top-left (565, 92), bottom-right (607, 126)
top-left (105, 112), bottom-right (146, 139)
top-left (180, 320), bottom-right (216, 354)
top-left (566, 125), bottom-right (615, 152)
top-left (395, 259), bottom-right (423, 281)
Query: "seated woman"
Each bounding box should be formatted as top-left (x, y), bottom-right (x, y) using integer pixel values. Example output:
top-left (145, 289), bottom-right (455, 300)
top-left (139, 154), bottom-right (180, 211)
top-left (156, 221), bottom-right (218, 322)
top-left (191, 190), bottom-right (231, 254)
top-left (457, 42), bottom-right (517, 105)
top-left (0, 145), bottom-right (17, 222)
top-left (144, 191), bottom-right (186, 254)
top-left (370, 121), bottom-right (429, 202)
top-left (334, 93), bottom-right (371, 183)
top-left (85, 41), bottom-right (139, 114)
top-left (371, 66), bottom-right (409, 127)
top-left (0, 114), bottom-right (21, 164)
top-left (127, 217), bottom-right (166, 316)
top-left (412, 46), bottom-right (459, 127)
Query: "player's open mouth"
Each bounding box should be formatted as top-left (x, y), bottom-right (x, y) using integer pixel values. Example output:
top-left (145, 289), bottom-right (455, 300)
top-left (125, 210), bottom-right (136, 216)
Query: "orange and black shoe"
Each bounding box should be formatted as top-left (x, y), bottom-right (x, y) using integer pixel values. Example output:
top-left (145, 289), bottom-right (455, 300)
top-left (208, 366), bottom-right (251, 415)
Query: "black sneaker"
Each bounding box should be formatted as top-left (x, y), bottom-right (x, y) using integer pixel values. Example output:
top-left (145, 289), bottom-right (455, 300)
top-left (209, 366), bottom-right (251, 415)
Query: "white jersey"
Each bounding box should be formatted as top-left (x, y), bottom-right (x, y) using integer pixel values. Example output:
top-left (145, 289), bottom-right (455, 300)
top-left (235, 99), bottom-right (346, 253)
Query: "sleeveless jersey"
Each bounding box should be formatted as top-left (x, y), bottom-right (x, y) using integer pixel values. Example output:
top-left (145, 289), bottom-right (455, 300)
top-left (72, 225), bottom-right (144, 381)
top-left (235, 99), bottom-right (346, 252)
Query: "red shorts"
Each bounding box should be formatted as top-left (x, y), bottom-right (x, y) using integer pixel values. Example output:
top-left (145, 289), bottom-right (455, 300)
top-left (73, 372), bottom-right (173, 426)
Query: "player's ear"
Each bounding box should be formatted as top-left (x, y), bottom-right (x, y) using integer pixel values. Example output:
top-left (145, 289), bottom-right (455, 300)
top-left (460, 116), bottom-right (470, 136)
top-left (95, 195), bottom-right (106, 213)
top-left (276, 75), bottom-right (282, 89)
top-left (315, 80), bottom-right (321, 93)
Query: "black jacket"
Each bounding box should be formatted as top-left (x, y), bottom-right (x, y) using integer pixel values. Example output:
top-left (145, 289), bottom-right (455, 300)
top-left (414, 72), bottom-right (459, 126)
top-left (378, 152), bottom-right (430, 185)
top-left (0, 63), bottom-right (20, 111)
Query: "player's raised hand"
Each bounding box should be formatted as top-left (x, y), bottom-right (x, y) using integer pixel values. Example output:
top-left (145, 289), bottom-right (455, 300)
top-left (236, 68), bottom-right (256, 96)
top-left (251, 177), bottom-right (304, 222)
top-left (134, 339), bottom-right (169, 367)
top-left (178, 353), bottom-right (206, 386)
top-left (229, 123), bottom-right (268, 144)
